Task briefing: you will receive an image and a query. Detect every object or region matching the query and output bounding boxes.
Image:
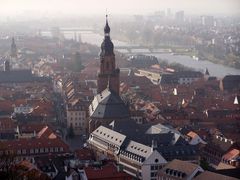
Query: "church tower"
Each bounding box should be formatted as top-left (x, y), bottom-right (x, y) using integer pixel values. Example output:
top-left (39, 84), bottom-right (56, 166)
top-left (4, 59), bottom-right (10, 72)
top-left (10, 37), bottom-right (17, 58)
top-left (88, 16), bottom-right (129, 133)
top-left (97, 15), bottom-right (120, 95)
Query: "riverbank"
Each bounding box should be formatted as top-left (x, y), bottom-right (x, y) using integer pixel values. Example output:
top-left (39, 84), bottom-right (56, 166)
top-left (41, 30), bottom-right (240, 78)
top-left (152, 53), bottom-right (240, 78)
top-left (198, 51), bottom-right (240, 69)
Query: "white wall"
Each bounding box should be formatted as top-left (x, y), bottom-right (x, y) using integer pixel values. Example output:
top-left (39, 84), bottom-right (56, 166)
top-left (66, 110), bottom-right (87, 135)
top-left (178, 77), bottom-right (200, 85)
top-left (142, 150), bottom-right (167, 180)
top-left (14, 105), bottom-right (33, 114)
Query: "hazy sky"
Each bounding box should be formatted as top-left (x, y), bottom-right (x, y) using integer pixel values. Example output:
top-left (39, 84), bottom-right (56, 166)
top-left (0, 0), bottom-right (240, 16)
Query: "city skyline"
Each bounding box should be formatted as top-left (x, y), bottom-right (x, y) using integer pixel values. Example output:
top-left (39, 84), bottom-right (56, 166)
top-left (0, 0), bottom-right (240, 17)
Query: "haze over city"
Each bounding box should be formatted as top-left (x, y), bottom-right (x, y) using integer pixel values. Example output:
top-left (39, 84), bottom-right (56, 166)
top-left (0, 0), bottom-right (240, 17)
top-left (0, 0), bottom-right (240, 179)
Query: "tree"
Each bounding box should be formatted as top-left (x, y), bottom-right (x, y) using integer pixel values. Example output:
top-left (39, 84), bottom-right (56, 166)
top-left (158, 60), bottom-right (168, 68)
top-left (73, 52), bottom-right (84, 72)
top-left (0, 151), bottom-right (18, 180)
top-left (141, 27), bottom-right (153, 45)
top-left (126, 29), bottom-right (139, 44)
top-left (200, 158), bottom-right (209, 170)
top-left (67, 124), bottom-right (75, 139)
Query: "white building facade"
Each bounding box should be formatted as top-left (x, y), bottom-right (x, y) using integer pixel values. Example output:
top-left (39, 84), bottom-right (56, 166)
top-left (88, 126), bottom-right (167, 180)
top-left (66, 99), bottom-right (88, 135)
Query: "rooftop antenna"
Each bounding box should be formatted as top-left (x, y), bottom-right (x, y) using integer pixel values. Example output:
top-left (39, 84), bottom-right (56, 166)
top-left (106, 9), bottom-right (108, 19)
top-left (105, 9), bottom-right (110, 23)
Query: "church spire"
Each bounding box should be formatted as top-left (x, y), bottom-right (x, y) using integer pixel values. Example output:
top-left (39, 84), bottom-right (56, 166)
top-left (104, 14), bottom-right (110, 35)
top-left (205, 68), bottom-right (210, 76)
top-left (10, 37), bottom-right (17, 58)
top-left (100, 15), bottom-right (114, 57)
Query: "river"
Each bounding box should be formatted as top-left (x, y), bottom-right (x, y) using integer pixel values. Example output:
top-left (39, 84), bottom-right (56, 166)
top-left (43, 30), bottom-right (240, 78)
top-left (153, 53), bottom-right (240, 78)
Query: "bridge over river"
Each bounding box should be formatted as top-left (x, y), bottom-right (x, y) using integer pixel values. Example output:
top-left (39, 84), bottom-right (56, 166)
top-left (114, 45), bottom-right (172, 54)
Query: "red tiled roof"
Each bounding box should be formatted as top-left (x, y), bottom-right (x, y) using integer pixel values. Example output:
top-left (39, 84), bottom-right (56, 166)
top-left (187, 131), bottom-right (199, 139)
top-left (222, 149), bottom-right (240, 161)
top-left (0, 137), bottom-right (69, 154)
top-left (81, 61), bottom-right (99, 78)
top-left (84, 162), bottom-right (132, 180)
top-left (75, 148), bottom-right (95, 161)
top-left (17, 160), bottom-right (37, 170)
top-left (14, 160), bottom-right (50, 180)
top-left (19, 123), bottom-right (46, 133)
top-left (0, 117), bottom-right (16, 132)
top-left (194, 170), bottom-right (238, 180)
top-left (31, 103), bottom-right (55, 117)
top-left (15, 99), bottom-right (28, 106)
top-left (0, 100), bottom-right (14, 113)
top-left (37, 126), bottom-right (57, 139)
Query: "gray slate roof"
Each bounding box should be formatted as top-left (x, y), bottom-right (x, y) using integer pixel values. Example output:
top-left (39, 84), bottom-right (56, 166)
top-left (89, 88), bottom-right (130, 119)
top-left (0, 70), bottom-right (50, 83)
top-left (107, 120), bottom-right (189, 153)
top-left (107, 120), bottom-right (198, 160)
top-left (160, 159), bottom-right (202, 178)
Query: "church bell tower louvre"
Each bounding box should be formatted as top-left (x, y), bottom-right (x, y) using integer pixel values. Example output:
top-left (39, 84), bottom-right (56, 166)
top-left (97, 15), bottom-right (120, 95)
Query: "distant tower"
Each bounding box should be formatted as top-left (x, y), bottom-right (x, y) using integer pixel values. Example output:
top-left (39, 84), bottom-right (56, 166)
top-left (4, 60), bottom-right (10, 72)
top-left (204, 68), bottom-right (210, 80)
top-left (10, 37), bottom-right (17, 58)
top-left (205, 68), bottom-right (210, 76)
top-left (74, 31), bottom-right (77, 41)
top-left (78, 33), bottom-right (82, 43)
top-left (97, 15), bottom-right (120, 95)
